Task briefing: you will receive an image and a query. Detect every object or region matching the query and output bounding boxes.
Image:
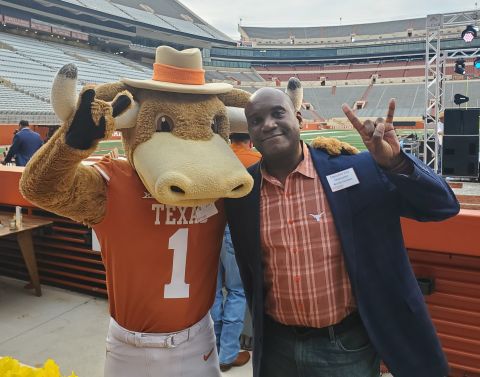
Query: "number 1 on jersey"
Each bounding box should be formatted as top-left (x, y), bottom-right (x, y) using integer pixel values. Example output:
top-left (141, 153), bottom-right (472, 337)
top-left (164, 228), bottom-right (190, 298)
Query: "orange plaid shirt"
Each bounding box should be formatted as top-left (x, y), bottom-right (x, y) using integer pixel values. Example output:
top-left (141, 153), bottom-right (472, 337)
top-left (260, 142), bottom-right (355, 328)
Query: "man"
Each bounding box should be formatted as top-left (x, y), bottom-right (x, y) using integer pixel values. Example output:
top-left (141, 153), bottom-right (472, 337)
top-left (225, 87), bottom-right (459, 377)
top-left (2, 120), bottom-right (43, 166)
top-left (211, 133), bottom-right (260, 371)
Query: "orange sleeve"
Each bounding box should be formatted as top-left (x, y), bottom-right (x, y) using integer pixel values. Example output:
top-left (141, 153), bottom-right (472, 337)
top-left (237, 150), bottom-right (261, 168)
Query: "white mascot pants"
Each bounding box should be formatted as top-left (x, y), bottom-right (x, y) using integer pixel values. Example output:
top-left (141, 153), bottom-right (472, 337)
top-left (104, 314), bottom-right (220, 377)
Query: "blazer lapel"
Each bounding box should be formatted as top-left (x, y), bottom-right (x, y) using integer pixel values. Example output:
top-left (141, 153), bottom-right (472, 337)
top-left (309, 146), bottom-right (357, 283)
top-left (246, 163), bottom-right (263, 266)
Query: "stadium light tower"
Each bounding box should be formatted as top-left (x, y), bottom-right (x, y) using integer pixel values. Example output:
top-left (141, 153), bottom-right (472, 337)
top-left (474, 56), bottom-right (480, 68)
top-left (454, 58), bottom-right (466, 74)
top-left (425, 10), bottom-right (480, 173)
top-left (461, 24), bottom-right (478, 42)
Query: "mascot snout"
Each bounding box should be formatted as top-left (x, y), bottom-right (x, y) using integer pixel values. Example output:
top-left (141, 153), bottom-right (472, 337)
top-left (133, 133), bottom-right (253, 207)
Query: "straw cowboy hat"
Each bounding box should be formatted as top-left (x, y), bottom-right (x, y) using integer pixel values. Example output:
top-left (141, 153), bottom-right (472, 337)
top-left (121, 45), bottom-right (232, 94)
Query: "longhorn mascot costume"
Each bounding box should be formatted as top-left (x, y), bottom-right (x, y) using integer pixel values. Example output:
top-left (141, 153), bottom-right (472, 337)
top-left (20, 46), bottom-right (258, 377)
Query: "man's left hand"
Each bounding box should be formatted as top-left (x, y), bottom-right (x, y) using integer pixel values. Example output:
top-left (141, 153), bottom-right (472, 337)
top-left (342, 99), bottom-right (403, 169)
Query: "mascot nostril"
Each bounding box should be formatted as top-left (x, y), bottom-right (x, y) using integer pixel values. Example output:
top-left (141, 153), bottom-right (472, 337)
top-left (170, 185), bottom-right (186, 194)
top-left (19, 45), bottom-right (256, 377)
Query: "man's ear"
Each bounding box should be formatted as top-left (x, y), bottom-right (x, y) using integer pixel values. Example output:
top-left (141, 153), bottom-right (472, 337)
top-left (296, 111), bottom-right (303, 129)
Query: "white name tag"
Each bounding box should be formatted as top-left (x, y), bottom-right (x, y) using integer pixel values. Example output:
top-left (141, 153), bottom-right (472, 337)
top-left (326, 168), bottom-right (359, 192)
top-left (195, 202), bottom-right (218, 222)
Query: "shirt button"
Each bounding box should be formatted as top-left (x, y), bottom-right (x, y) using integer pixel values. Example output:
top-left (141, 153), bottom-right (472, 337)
top-left (294, 275), bottom-right (301, 282)
top-left (288, 219), bottom-right (293, 224)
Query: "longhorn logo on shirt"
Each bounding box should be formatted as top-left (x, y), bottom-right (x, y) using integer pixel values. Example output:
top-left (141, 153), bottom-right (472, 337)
top-left (309, 212), bottom-right (325, 222)
top-left (142, 191), bottom-right (153, 199)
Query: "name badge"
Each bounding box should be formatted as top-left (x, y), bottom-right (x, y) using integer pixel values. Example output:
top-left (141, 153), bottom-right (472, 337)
top-left (326, 168), bottom-right (359, 192)
top-left (195, 202), bottom-right (218, 222)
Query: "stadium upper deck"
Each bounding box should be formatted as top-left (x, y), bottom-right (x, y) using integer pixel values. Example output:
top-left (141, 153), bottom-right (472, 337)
top-left (239, 17), bottom-right (460, 47)
top-left (0, 0), bottom-right (234, 51)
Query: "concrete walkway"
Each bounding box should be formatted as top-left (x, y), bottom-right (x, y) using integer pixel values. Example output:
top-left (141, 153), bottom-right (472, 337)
top-left (0, 276), bottom-right (251, 377)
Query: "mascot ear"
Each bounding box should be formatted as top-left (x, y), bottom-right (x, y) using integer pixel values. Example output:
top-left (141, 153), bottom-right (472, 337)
top-left (52, 63), bottom-right (139, 129)
top-left (285, 77), bottom-right (303, 112)
top-left (218, 88), bottom-right (251, 108)
top-left (114, 94), bottom-right (140, 130)
top-left (219, 88), bottom-right (251, 134)
top-left (226, 107), bottom-right (247, 133)
top-left (51, 63), bottom-right (79, 122)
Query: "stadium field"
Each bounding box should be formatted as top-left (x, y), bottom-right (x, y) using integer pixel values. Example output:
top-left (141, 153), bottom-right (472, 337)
top-left (93, 130), bottom-right (370, 156)
top-left (0, 129), bottom-right (423, 159)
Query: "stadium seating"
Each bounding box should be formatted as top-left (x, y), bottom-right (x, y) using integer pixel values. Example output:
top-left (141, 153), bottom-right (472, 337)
top-left (240, 17), bottom-right (456, 46)
top-left (56, 0), bottom-right (229, 41)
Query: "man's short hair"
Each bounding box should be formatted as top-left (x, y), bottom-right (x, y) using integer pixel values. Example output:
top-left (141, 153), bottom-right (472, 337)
top-left (230, 133), bottom-right (251, 142)
top-left (19, 120), bottom-right (29, 128)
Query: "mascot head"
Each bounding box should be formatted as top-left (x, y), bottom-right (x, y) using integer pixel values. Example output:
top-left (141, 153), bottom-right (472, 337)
top-left (51, 46), bottom-right (254, 207)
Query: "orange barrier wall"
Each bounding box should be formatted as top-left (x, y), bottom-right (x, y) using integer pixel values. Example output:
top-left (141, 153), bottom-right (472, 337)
top-left (0, 125), bottom-right (18, 145)
top-left (402, 213), bottom-right (480, 377)
top-left (402, 211), bottom-right (480, 257)
top-left (0, 166), bottom-right (31, 207)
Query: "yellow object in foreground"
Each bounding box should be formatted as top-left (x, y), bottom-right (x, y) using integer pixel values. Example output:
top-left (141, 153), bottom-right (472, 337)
top-left (0, 357), bottom-right (78, 377)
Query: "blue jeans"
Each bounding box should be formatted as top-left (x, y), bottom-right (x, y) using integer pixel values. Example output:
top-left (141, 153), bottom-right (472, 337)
top-left (210, 226), bottom-right (246, 364)
top-left (261, 314), bottom-right (380, 377)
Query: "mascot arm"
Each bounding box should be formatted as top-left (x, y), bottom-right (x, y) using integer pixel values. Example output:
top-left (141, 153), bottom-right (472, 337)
top-left (20, 88), bottom-right (133, 226)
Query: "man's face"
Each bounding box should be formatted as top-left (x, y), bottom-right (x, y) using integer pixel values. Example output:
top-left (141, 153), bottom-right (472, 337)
top-left (245, 88), bottom-right (300, 159)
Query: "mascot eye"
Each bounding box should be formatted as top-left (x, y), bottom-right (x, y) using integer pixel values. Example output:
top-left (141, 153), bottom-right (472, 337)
top-left (211, 117), bottom-right (220, 134)
top-left (156, 115), bottom-right (174, 132)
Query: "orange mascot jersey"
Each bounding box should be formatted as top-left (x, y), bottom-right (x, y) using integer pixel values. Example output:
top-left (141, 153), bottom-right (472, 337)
top-left (93, 157), bottom-right (226, 333)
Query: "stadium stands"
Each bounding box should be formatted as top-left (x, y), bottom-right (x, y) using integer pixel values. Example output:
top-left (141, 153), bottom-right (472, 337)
top-left (0, 31), bottom-right (266, 123)
top-left (239, 17), bottom-right (459, 47)
top-left (54, 0), bottom-right (231, 42)
top-left (0, 31), bottom-right (154, 123)
top-left (67, 0), bottom-right (132, 19)
top-left (253, 60), bottom-right (441, 83)
top-left (112, 0), bottom-right (206, 24)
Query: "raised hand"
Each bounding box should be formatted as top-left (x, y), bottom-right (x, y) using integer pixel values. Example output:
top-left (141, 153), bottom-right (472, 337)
top-left (342, 99), bottom-right (403, 169)
top-left (66, 88), bottom-right (132, 150)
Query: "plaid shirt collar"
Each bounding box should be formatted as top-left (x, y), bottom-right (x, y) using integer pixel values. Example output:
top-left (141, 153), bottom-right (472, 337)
top-left (261, 142), bottom-right (316, 188)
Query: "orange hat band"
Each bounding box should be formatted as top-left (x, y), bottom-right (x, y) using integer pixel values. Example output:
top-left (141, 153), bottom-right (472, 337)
top-left (153, 63), bottom-right (205, 85)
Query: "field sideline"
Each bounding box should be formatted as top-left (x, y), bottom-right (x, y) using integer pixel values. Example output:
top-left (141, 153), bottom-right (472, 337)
top-left (1, 129), bottom-right (424, 157)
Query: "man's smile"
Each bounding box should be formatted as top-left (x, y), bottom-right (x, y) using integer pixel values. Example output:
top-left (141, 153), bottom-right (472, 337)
top-left (261, 134), bottom-right (284, 142)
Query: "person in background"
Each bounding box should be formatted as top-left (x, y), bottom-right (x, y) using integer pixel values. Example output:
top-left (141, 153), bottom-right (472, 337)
top-left (211, 132), bottom-right (260, 372)
top-left (437, 111), bottom-right (444, 173)
top-left (1, 120), bottom-right (43, 166)
top-left (225, 87), bottom-right (459, 377)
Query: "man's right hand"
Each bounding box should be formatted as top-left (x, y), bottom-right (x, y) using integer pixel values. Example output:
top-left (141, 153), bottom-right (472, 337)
top-left (65, 89), bottom-right (131, 150)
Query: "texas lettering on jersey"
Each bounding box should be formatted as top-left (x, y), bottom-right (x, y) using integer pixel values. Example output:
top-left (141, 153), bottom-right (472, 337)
top-left (151, 204), bottom-right (212, 225)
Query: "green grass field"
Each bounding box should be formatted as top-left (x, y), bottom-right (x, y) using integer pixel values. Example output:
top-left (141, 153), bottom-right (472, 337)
top-left (1, 129), bottom-right (423, 158)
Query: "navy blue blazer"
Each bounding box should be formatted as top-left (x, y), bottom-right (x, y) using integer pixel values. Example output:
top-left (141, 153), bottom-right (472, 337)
top-left (225, 145), bottom-right (459, 377)
top-left (4, 128), bottom-right (43, 166)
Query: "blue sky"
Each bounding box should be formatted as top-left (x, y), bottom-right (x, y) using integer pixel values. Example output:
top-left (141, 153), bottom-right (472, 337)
top-left (180, 1), bottom-right (477, 39)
